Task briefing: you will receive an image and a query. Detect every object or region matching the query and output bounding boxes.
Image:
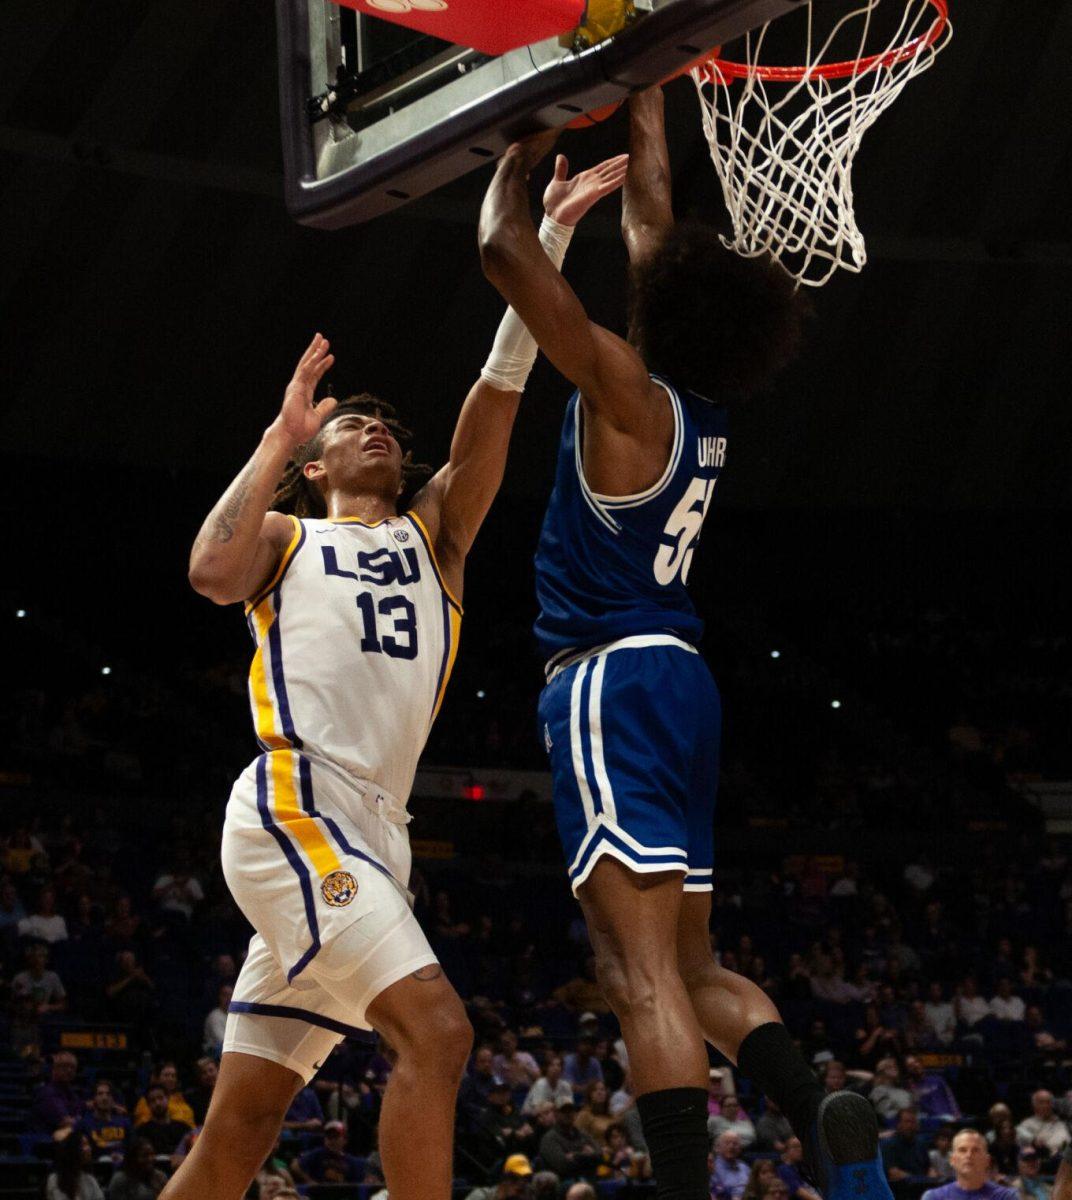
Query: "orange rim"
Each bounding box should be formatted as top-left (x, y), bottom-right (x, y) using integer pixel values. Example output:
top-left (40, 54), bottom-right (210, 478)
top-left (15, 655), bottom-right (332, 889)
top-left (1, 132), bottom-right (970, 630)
top-left (698, 0), bottom-right (948, 83)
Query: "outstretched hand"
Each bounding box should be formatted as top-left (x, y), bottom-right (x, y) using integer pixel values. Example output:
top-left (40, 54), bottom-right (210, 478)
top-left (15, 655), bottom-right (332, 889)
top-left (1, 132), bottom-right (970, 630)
top-left (543, 152), bottom-right (629, 227)
top-left (276, 333), bottom-right (337, 448)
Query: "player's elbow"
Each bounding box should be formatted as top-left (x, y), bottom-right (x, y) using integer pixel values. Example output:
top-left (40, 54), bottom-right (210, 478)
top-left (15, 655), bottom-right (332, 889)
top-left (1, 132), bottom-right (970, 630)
top-left (188, 562), bottom-right (242, 606)
top-left (478, 219), bottom-right (524, 287)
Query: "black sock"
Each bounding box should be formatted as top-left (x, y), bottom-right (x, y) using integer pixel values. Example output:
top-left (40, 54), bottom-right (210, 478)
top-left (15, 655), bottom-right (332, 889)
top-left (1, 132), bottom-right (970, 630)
top-left (636, 1086), bottom-right (710, 1200)
top-left (736, 1021), bottom-right (824, 1141)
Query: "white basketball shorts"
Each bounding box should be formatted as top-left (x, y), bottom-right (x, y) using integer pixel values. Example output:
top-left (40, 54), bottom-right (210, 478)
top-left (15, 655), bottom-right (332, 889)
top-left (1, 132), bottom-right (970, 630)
top-left (221, 749), bottom-right (437, 1083)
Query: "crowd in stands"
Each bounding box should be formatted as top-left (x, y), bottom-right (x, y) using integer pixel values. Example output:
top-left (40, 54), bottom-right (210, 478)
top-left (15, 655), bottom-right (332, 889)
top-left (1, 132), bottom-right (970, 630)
top-left (4, 788), bottom-right (1072, 1199)
top-left (2, 517), bottom-right (1067, 1198)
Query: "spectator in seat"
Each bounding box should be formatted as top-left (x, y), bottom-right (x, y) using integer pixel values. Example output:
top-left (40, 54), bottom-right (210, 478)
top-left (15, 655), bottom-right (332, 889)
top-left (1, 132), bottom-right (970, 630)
top-left (924, 982), bottom-right (956, 1047)
top-left (991, 1120), bottom-right (1023, 1179)
top-left (590, 1036), bottom-right (624, 1094)
top-left (575, 1079), bottom-right (614, 1145)
top-left (79, 1080), bottom-right (131, 1161)
top-left (136, 1084), bottom-right (191, 1157)
top-left (531, 1099), bottom-right (557, 1144)
top-left (133, 1063), bottom-right (194, 1129)
top-left (920, 1129), bottom-right (1017, 1200)
top-left (1017, 1091), bottom-right (1071, 1161)
top-left (707, 1066), bottom-right (737, 1115)
top-left (31, 1051), bottom-right (84, 1134)
top-left (743, 1159), bottom-right (780, 1200)
top-left (754, 1098), bottom-right (793, 1152)
top-left (202, 984), bottom-right (231, 1055)
top-left (1026, 1006), bottom-right (1066, 1061)
top-left (19, 885), bottom-right (69, 944)
top-left (538, 1098), bottom-right (601, 1182)
top-left (12, 941), bottom-right (67, 1029)
top-left (1013, 1147), bottom-right (1052, 1200)
top-left (530, 1170), bottom-right (560, 1199)
top-left (563, 1037), bottom-right (603, 1097)
top-left (599, 1121), bottom-right (650, 1181)
top-left (929, 1126), bottom-right (956, 1181)
top-left (870, 1057), bottom-right (913, 1122)
top-left (0, 875), bottom-right (26, 933)
top-left (522, 1055), bottom-right (572, 1114)
top-left (106, 1137), bottom-right (167, 1200)
top-left (290, 1120), bottom-right (363, 1184)
top-left (564, 1186), bottom-right (597, 1200)
top-left (476, 1079), bottom-right (538, 1168)
top-left (105, 950), bottom-right (155, 1026)
top-left (822, 1060), bottom-right (849, 1095)
top-left (708, 1095), bottom-right (756, 1150)
top-left (776, 1136), bottom-right (822, 1200)
top-left (882, 1108), bottom-right (931, 1183)
top-left (989, 1106), bottom-right (1015, 1142)
top-left (762, 1180), bottom-right (792, 1200)
top-left (459, 1044), bottom-right (506, 1130)
top-left (186, 1057), bottom-right (218, 1126)
top-left (493, 1029), bottom-right (540, 1090)
top-left (464, 1154), bottom-right (534, 1200)
top-left (855, 1005), bottom-right (903, 1070)
top-left (954, 977), bottom-right (990, 1031)
top-left (991, 978), bottom-right (1026, 1023)
top-left (711, 1130), bottom-right (751, 1200)
top-left (104, 895), bottom-right (145, 956)
top-left (151, 854), bottom-right (204, 923)
top-left (254, 1139), bottom-right (296, 1196)
top-left (282, 1084), bottom-right (324, 1133)
top-left (905, 1055), bottom-right (961, 1119)
top-left (45, 1131), bottom-right (104, 1200)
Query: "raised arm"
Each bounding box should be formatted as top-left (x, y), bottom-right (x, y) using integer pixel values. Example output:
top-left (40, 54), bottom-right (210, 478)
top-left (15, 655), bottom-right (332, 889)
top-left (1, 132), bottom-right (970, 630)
top-left (622, 86), bottom-right (674, 265)
top-left (188, 335), bottom-right (336, 605)
top-left (415, 156), bottom-right (629, 591)
top-left (478, 136), bottom-right (654, 429)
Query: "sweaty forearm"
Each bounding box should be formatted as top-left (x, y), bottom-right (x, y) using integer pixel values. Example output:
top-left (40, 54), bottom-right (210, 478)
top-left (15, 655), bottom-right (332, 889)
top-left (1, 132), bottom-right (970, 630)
top-left (623, 89), bottom-right (673, 252)
top-left (188, 426), bottom-right (294, 595)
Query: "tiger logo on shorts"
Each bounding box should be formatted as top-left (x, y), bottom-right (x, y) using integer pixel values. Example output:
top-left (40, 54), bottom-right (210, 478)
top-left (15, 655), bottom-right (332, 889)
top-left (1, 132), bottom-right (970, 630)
top-left (321, 870), bottom-right (358, 907)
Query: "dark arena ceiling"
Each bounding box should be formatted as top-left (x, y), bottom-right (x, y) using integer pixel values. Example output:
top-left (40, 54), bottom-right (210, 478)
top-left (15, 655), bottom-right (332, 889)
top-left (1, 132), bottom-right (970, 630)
top-left (1, 1), bottom-right (1070, 510)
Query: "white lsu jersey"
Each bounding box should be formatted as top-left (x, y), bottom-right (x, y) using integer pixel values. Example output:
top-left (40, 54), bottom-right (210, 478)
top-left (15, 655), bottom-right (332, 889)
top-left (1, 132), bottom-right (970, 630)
top-left (244, 511), bottom-right (462, 808)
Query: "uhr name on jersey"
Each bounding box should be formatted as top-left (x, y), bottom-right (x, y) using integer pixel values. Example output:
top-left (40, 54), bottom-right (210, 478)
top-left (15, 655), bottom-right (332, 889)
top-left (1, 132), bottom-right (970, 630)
top-left (698, 436), bottom-right (727, 469)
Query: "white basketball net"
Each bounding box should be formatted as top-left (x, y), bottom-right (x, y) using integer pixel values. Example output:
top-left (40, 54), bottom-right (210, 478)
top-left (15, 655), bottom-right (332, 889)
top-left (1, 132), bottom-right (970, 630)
top-left (691, 0), bottom-right (951, 287)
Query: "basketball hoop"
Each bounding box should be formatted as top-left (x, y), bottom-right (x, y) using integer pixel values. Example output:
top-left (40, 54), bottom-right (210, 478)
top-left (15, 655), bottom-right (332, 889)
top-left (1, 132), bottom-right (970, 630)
top-left (690, 0), bottom-right (951, 287)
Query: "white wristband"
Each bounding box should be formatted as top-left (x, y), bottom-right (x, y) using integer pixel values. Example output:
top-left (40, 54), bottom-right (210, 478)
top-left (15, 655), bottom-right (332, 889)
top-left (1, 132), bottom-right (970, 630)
top-left (481, 215), bottom-right (575, 393)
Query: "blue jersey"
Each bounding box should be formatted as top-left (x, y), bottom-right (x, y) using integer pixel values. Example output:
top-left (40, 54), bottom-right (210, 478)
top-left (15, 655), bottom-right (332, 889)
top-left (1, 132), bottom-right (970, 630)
top-left (534, 375), bottom-right (728, 664)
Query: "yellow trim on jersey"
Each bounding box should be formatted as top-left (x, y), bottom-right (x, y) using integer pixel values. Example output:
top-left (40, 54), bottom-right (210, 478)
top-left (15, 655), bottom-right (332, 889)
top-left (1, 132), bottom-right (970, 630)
top-left (245, 515), bottom-right (304, 615)
top-left (248, 597), bottom-right (290, 751)
top-left (406, 511), bottom-right (463, 613)
top-left (431, 604), bottom-right (463, 725)
top-left (269, 750), bottom-right (341, 878)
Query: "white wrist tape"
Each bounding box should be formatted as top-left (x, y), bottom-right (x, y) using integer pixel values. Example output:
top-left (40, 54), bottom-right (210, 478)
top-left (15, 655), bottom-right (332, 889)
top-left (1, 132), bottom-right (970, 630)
top-left (481, 215), bottom-right (575, 393)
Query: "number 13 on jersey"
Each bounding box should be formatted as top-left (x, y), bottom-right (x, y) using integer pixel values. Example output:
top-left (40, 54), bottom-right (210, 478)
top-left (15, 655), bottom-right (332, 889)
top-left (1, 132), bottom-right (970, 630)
top-left (654, 477), bottom-right (717, 586)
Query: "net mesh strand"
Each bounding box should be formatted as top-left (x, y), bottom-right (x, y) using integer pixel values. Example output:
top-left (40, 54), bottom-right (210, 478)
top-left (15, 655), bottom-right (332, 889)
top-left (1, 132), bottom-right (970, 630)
top-left (691, 0), bottom-right (952, 288)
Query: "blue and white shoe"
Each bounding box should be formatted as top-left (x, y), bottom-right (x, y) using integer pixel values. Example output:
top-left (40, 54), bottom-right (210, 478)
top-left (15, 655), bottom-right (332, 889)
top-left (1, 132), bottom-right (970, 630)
top-left (806, 1091), bottom-right (893, 1200)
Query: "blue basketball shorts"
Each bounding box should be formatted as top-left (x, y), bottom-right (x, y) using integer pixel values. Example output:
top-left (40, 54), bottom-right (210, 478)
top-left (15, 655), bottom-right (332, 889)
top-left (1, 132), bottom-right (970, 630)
top-left (538, 634), bottom-right (721, 895)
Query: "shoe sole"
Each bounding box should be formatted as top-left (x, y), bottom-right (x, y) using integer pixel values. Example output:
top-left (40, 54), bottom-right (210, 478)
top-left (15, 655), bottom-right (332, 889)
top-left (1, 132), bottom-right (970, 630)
top-left (817, 1091), bottom-right (880, 1165)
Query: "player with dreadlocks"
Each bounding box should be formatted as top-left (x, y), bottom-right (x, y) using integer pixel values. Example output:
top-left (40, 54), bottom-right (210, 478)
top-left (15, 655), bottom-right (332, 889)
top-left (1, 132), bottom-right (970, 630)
top-left (172, 151), bottom-right (627, 1200)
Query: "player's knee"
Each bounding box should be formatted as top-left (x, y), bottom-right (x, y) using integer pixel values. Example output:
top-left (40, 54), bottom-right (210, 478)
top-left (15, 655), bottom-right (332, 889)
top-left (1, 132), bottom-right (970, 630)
top-left (595, 946), bottom-right (666, 1021)
top-left (203, 1098), bottom-right (285, 1166)
top-left (431, 1004), bottom-right (474, 1076)
top-left (400, 994), bottom-right (472, 1075)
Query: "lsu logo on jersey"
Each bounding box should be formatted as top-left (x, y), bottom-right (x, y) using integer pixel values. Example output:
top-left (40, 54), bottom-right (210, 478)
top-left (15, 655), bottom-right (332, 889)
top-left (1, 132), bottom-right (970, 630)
top-left (321, 870), bottom-right (359, 907)
top-left (322, 545), bottom-right (421, 588)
